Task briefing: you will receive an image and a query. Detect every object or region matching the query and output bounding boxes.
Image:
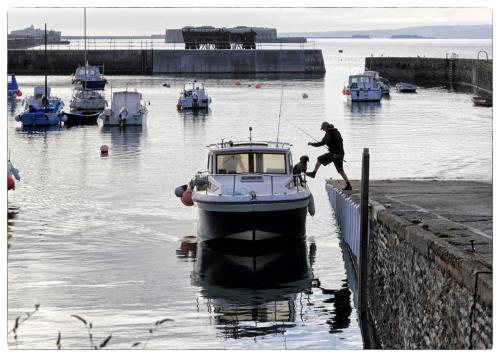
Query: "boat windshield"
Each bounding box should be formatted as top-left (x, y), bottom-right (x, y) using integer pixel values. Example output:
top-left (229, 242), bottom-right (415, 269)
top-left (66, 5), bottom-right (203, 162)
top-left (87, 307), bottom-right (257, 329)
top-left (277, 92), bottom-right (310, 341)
top-left (77, 67), bottom-right (99, 76)
top-left (216, 152), bottom-right (286, 174)
top-left (184, 82), bottom-right (204, 91)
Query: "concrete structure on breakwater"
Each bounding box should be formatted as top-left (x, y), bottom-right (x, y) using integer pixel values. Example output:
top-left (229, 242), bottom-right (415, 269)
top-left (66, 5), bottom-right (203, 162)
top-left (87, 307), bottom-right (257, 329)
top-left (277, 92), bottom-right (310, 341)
top-left (7, 49), bottom-right (325, 75)
top-left (326, 180), bottom-right (492, 349)
top-left (365, 57), bottom-right (492, 96)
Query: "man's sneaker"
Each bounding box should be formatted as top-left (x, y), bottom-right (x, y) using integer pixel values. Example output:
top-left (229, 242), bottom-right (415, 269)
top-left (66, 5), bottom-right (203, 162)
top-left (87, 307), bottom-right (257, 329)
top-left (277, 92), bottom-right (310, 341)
top-left (306, 172), bottom-right (316, 178)
top-left (343, 183), bottom-right (352, 190)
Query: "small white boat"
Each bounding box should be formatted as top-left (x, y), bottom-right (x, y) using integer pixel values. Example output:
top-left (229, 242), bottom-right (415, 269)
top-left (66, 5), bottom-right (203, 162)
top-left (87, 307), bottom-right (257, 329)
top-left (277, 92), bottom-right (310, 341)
top-left (344, 75), bottom-right (382, 102)
top-left (396, 82), bottom-right (417, 93)
top-left (180, 139), bottom-right (314, 242)
top-left (99, 90), bottom-right (148, 126)
top-left (364, 70), bottom-right (390, 95)
top-left (177, 80), bottom-right (211, 110)
top-left (72, 65), bottom-right (107, 90)
top-left (70, 89), bottom-right (106, 111)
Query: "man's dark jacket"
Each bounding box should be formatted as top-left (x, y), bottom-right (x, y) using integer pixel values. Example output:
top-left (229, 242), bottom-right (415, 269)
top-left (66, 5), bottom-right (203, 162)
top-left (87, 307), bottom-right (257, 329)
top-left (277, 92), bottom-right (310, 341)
top-left (310, 125), bottom-right (345, 155)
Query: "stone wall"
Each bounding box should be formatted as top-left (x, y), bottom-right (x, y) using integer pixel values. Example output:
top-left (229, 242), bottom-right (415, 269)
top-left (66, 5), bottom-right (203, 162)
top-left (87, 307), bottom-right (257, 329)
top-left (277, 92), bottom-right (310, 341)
top-left (368, 206), bottom-right (492, 349)
top-left (365, 57), bottom-right (492, 95)
top-left (8, 49), bottom-right (325, 75)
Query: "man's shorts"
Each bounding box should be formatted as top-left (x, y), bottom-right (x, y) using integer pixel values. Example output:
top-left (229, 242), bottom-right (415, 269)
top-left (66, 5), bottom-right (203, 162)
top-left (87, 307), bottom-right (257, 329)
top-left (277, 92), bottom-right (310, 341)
top-left (317, 152), bottom-right (344, 172)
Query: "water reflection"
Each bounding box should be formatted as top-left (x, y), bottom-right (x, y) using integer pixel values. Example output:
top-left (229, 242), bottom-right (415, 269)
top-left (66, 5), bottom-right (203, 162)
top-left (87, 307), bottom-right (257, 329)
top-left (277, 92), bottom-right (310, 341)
top-left (178, 108), bottom-right (211, 121)
top-left (192, 240), bottom-right (312, 339)
top-left (100, 126), bottom-right (145, 151)
top-left (346, 101), bottom-right (382, 114)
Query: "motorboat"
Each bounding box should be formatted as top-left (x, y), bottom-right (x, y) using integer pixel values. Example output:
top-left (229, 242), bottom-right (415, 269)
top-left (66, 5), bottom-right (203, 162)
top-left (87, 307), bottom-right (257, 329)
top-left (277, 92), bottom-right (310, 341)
top-left (99, 90), bottom-right (148, 126)
top-left (178, 138), bottom-right (315, 242)
top-left (396, 82), bottom-right (417, 93)
top-left (72, 64), bottom-right (107, 90)
top-left (15, 86), bottom-right (67, 126)
top-left (344, 75), bottom-right (382, 102)
top-left (364, 70), bottom-right (390, 95)
top-left (472, 96), bottom-right (492, 107)
top-left (177, 80), bottom-right (211, 110)
top-left (8, 74), bottom-right (22, 99)
top-left (69, 88), bottom-right (106, 111)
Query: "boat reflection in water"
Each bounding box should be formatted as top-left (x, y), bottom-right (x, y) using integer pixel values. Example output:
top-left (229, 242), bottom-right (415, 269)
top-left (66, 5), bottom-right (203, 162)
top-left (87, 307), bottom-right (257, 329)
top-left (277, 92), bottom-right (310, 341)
top-left (192, 239), bottom-right (326, 339)
top-left (346, 101), bottom-right (382, 114)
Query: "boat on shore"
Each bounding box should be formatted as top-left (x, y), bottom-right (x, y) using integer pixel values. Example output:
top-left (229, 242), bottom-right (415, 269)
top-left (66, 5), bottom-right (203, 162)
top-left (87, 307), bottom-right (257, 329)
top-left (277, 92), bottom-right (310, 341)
top-left (344, 74), bottom-right (382, 102)
top-left (396, 82), bottom-right (417, 93)
top-left (177, 138), bottom-right (314, 243)
top-left (177, 80), bottom-right (211, 110)
top-left (99, 90), bottom-right (148, 126)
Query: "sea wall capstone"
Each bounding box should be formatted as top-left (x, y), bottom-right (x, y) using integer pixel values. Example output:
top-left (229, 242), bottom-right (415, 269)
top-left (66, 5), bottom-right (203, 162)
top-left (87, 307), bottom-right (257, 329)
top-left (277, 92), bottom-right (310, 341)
top-left (8, 49), bottom-right (326, 75)
top-left (325, 181), bottom-right (493, 349)
top-left (365, 57), bottom-right (492, 95)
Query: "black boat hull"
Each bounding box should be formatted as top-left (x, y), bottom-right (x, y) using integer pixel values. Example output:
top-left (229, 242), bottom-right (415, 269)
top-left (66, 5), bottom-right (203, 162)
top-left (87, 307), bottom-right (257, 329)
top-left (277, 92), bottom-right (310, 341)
top-left (64, 111), bottom-right (100, 126)
top-left (197, 206), bottom-right (307, 244)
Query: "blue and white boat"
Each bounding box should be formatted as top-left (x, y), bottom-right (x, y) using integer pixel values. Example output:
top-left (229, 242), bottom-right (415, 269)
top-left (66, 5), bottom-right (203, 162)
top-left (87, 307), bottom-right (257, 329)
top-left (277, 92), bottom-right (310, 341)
top-left (8, 74), bottom-right (21, 99)
top-left (396, 82), bottom-right (417, 93)
top-left (15, 86), bottom-right (67, 126)
top-left (345, 74), bottom-right (382, 102)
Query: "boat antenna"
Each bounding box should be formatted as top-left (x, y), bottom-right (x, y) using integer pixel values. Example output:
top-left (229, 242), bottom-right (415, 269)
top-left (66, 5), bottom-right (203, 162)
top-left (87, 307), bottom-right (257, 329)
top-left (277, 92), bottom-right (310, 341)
top-left (249, 127), bottom-right (252, 144)
top-left (275, 84), bottom-right (284, 147)
top-left (44, 23), bottom-right (47, 107)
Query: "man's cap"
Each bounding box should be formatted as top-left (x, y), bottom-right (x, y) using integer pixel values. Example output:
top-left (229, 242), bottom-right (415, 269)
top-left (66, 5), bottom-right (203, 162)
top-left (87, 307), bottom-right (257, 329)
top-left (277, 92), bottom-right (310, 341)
top-left (320, 121), bottom-right (329, 129)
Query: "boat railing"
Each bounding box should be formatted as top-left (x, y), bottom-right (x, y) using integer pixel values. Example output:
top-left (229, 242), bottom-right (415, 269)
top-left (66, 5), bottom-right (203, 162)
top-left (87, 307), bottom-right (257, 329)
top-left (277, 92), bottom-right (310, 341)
top-left (202, 173), bottom-right (308, 197)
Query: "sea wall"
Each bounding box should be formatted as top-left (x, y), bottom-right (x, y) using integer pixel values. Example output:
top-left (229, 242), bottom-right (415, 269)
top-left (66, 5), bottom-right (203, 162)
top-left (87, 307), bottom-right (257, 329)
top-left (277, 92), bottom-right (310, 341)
top-left (365, 57), bottom-right (492, 95)
top-left (325, 181), bottom-right (493, 349)
top-left (8, 49), bottom-right (325, 75)
top-left (153, 49), bottom-right (325, 73)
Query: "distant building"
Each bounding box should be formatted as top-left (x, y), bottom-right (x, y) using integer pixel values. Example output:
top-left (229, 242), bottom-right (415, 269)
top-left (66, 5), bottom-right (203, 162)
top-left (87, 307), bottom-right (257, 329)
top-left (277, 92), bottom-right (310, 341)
top-left (10, 25), bottom-right (62, 42)
top-left (166, 26), bottom-right (305, 43)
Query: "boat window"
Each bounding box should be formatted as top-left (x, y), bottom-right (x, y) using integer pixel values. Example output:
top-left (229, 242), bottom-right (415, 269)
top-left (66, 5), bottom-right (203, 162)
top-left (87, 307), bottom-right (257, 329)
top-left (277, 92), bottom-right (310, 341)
top-left (216, 153), bottom-right (286, 174)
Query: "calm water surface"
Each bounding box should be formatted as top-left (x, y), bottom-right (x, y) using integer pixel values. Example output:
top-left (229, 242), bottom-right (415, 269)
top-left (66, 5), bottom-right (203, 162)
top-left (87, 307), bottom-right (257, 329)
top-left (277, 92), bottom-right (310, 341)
top-left (7, 39), bottom-right (492, 349)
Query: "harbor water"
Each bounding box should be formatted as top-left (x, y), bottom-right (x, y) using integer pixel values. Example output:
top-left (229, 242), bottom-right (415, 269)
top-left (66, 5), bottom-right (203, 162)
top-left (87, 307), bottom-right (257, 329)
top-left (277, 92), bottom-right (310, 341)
top-left (7, 39), bottom-right (492, 349)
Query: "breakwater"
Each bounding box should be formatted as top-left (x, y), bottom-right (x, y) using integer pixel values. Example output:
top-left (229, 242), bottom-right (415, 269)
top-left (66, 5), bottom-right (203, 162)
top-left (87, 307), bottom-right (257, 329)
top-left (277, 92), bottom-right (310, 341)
top-left (8, 49), bottom-right (325, 75)
top-left (365, 57), bottom-right (492, 96)
top-left (326, 180), bottom-right (492, 349)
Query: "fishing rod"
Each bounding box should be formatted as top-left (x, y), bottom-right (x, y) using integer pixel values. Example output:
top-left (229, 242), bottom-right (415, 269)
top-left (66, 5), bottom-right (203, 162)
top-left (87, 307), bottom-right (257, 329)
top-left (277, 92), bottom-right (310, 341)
top-left (275, 84), bottom-right (284, 146)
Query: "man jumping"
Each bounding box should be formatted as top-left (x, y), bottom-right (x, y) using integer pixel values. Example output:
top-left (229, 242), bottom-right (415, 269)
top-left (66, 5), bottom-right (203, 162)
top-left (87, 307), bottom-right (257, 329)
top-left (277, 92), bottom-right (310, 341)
top-left (306, 121), bottom-right (352, 191)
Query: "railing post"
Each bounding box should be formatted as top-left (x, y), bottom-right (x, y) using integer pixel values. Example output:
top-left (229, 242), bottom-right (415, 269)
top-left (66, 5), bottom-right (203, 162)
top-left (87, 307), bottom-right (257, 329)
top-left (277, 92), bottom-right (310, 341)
top-left (358, 148), bottom-right (370, 313)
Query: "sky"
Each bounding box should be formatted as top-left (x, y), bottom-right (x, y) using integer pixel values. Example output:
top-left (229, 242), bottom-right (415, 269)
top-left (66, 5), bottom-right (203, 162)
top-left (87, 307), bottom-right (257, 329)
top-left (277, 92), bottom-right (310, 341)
top-left (7, 7), bottom-right (493, 36)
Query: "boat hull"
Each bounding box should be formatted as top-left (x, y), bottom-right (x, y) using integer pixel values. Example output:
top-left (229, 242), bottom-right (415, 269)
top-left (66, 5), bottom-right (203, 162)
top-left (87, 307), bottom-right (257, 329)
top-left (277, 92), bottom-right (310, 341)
top-left (64, 111), bottom-right (100, 126)
top-left (197, 205), bottom-right (307, 243)
top-left (76, 80), bottom-right (107, 90)
top-left (349, 88), bottom-right (382, 102)
top-left (16, 112), bottom-right (67, 126)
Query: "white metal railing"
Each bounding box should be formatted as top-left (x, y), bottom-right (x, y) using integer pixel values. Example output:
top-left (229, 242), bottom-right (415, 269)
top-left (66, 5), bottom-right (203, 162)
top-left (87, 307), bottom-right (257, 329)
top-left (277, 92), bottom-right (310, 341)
top-left (326, 183), bottom-right (363, 259)
top-left (21, 39), bottom-right (317, 51)
top-left (200, 173), bottom-right (308, 197)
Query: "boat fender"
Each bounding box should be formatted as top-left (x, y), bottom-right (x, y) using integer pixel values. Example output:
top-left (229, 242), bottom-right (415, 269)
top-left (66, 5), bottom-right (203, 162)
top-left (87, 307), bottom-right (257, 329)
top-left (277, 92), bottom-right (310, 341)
top-left (16, 90), bottom-right (22, 97)
top-left (175, 184), bottom-right (188, 198)
top-left (308, 194), bottom-right (316, 216)
top-left (7, 176), bottom-right (15, 190)
top-left (181, 186), bottom-right (194, 206)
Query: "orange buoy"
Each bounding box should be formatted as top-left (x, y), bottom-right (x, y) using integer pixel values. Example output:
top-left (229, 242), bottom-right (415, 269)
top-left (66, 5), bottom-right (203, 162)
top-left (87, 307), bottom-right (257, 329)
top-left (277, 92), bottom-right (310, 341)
top-left (8, 176), bottom-right (15, 190)
top-left (255, 83), bottom-right (262, 89)
top-left (181, 186), bottom-right (194, 206)
top-left (16, 90), bottom-right (23, 97)
top-left (234, 80), bottom-right (241, 86)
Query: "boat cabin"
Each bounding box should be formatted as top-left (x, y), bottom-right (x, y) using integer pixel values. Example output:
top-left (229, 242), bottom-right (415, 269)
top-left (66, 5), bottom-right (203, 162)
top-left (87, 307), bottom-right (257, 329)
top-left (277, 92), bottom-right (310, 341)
top-left (207, 142), bottom-right (292, 176)
top-left (111, 91), bottom-right (143, 114)
top-left (348, 75), bottom-right (378, 89)
top-left (74, 65), bottom-right (103, 81)
top-left (183, 81), bottom-right (205, 96)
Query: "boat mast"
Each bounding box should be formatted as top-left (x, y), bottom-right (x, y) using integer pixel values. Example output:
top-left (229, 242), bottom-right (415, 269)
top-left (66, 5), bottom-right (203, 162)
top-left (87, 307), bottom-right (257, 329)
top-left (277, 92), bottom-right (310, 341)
top-left (44, 23), bottom-right (48, 106)
top-left (84, 7), bottom-right (87, 86)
